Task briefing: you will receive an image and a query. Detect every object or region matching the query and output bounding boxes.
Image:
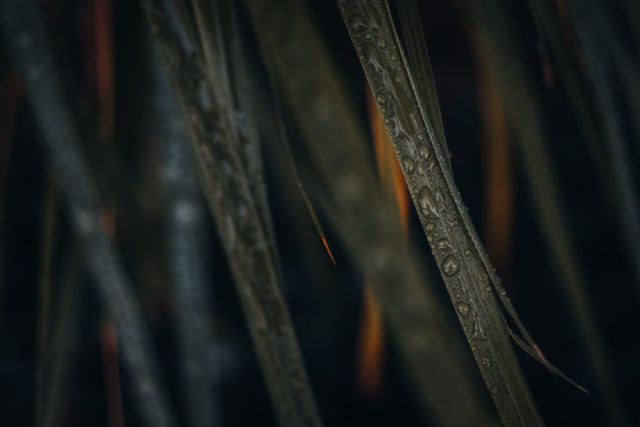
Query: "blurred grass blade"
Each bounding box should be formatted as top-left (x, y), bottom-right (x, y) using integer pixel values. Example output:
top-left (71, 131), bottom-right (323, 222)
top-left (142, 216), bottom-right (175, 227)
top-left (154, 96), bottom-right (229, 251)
top-left (94, 0), bottom-right (115, 139)
top-left (477, 49), bottom-right (514, 277)
top-left (247, 1), bottom-right (497, 425)
top-left (35, 177), bottom-right (57, 427)
top-left (151, 44), bottom-right (219, 427)
top-left (336, 0), bottom-right (545, 424)
top-left (0, 1), bottom-right (178, 426)
top-left (566, 0), bottom-right (640, 298)
top-left (270, 78), bottom-right (336, 266)
top-left (42, 244), bottom-right (82, 427)
top-left (194, 0), bottom-right (285, 280)
top-left (527, 0), bottom-right (640, 290)
top-left (99, 321), bottom-right (126, 427)
top-left (355, 283), bottom-right (384, 395)
top-left (367, 85), bottom-right (410, 232)
top-left (463, 0), bottom-right (629, 424)
top-left (140, 1), bottom-right (323, 426)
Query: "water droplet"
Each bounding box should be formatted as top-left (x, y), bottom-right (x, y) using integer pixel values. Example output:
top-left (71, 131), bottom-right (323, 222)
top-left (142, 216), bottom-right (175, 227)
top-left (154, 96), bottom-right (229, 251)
top-left (376, 92), bottom-right (386, 104)
top-left (401, 156), bottom-right (415, 174)
top-left (456, 302), bottom-right (470, 317)
top-left (471, 317), bottom-right (488, 340)
top-left (417, 187), bottom-right (440, 219)
top-left (349, 15), bottom-right (368, 32)
top-left (418, 144), bottom-right (430, 161)
top-left (417, 162), bottom-right (425, 176)
top-left (442, 254), bottom-right (459, 277)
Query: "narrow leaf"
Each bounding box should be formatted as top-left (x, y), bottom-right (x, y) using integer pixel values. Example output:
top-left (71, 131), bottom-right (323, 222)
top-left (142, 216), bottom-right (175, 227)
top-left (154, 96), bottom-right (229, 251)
top-left (140, 1), bottom-right (323, 425)
top-left (337, 1), bottom-right (543, 424)
top-left (247, 1), bottom-right (497, 425)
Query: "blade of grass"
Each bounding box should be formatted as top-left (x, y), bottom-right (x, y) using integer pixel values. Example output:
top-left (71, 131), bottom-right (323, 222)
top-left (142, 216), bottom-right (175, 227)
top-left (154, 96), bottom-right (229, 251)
top-left (355, 283), bottom-right (384, 395)
top-left (0, 1), bottom-right (178, 426)
top-left (99, 321), bottom-right (126, 427)
top-left (42, 239), bottom-right (81, 427)
top-left (151, 45), bottom-right (219, 427)
top-left (35, 175), bottom-right (57, 427)
top-left (247, 1), bottom-right (497, 425)
top-left (140, 1), bottom-right (322, 425)
top-left (462, 1), bottom-right (628, 425)
top-left (336, 1), bottom-right (545, 424)
top-left (394, 0), bottom-right (450, 169)
top-left (270, 80), bottom-right (337, 266)
top-left (193, 0), bottom-right (285, 282)
top-left (477, 50), bottom-right (514, 278)
top-left (527, 0), bottom-right (640, 291)
top-left (567, 0), bottom-right (640, 299)
top-left (396, 0), bottom-right (544, 354)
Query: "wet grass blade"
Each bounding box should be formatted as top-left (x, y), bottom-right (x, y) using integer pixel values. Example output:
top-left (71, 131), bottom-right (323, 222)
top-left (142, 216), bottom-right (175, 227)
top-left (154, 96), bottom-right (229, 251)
top-left (247, 1), bottom-right (497, 425)
top-left (394, 0), bottom-right (449, 167)
top-left (194, 0), bottom-right (285, 281)
top-left (396, 0), bottom-right (543, 354)
top-left (140, 1), bottom-right (322, 426)
top-left (0, 1), bottom-right (178, 425)
top-left (463, 0), bottom-right (628, 425)
top-left (336, 1), bottom-right (545, 424)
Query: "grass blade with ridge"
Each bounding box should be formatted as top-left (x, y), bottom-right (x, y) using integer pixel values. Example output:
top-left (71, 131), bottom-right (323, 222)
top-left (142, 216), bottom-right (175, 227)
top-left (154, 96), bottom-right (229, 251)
top-left (140, 1), bottom-right (322, 425)
top-left (394, 0), bottom-right (449, 167)
top-left (463, 1), bottom-right (629, 425)
top-left (192, 0), bottom-right (284, 281)
top-left (247, 1), bottom-right (497, 425)
top-left (336, 1), bottom-right (544, 424)
top-left (395, 0), bottom-right (543, 358)
top-left (0, 1), bottom-right (177, 425)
